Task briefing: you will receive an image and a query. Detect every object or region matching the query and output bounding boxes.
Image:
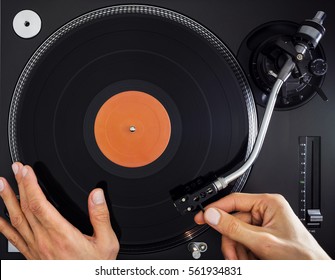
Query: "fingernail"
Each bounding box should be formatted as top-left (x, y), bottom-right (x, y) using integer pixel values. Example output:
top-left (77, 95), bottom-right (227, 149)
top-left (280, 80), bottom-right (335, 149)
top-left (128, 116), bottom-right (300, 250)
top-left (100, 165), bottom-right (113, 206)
top-left (0, 179), bottom-right (4, 192)
top-left (22, 166), bottom-right (29, 177)
top-left (12, 163), bottom-right (19, 175)
top-left (205, 208), bottom-right (221, 226)
top-left (92, 189), bottom-right (105, 205)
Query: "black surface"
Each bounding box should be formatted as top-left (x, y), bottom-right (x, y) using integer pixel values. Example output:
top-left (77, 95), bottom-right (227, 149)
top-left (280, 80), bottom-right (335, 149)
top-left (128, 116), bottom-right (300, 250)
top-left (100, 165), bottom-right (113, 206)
top-left (1, 0), bottom-right (335, 259)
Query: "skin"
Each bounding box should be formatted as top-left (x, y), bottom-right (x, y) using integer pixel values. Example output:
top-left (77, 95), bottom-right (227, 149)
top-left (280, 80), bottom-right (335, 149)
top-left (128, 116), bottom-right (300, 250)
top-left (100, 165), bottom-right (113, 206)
top-left (0, 162), bottom-right (119, 259)
top-left (194, 193), bottom-right (331, 260)
top-left (0, 163), bottom-right (330, 260)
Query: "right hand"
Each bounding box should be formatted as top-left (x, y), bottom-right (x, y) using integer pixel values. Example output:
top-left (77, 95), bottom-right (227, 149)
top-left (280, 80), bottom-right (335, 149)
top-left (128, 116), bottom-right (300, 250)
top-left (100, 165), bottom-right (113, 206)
top-left (194, 193), bottom-right (331, 260)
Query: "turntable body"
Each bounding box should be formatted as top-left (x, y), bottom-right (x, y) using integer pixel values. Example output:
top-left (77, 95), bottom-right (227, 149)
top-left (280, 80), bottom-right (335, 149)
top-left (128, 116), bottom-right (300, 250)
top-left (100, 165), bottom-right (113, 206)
top-left (1, 0), bottom-right (334, 259)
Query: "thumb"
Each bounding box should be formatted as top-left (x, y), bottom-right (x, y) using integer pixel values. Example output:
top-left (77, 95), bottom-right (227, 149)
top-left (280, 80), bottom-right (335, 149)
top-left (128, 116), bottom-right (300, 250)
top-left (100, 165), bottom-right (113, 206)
top-left (88, 189), bottom-right (118, 245)
top-left (204, 208), bottom-right (263, 251)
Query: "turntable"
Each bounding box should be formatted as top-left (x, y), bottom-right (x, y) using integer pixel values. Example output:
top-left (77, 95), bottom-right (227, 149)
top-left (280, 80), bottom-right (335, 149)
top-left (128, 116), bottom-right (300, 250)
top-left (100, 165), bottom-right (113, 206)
top-left (1, 0), bottom-right (334, 259)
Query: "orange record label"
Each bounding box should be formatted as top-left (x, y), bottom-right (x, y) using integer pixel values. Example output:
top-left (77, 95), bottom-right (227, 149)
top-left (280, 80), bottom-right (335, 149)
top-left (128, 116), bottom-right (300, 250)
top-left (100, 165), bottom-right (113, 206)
top-left (94, 91), bottom-right (171, 168)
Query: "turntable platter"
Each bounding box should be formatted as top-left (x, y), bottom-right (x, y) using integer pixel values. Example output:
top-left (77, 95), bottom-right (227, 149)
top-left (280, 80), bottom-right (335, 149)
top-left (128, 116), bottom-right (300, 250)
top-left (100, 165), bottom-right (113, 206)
top-left (8, 5), bottom-right (257, 253)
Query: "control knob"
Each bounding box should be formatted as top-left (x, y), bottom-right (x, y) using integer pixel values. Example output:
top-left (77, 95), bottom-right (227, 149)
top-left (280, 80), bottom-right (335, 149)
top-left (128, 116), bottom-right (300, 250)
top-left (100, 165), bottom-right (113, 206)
top-left (309, 58), bottom-right (328, 76)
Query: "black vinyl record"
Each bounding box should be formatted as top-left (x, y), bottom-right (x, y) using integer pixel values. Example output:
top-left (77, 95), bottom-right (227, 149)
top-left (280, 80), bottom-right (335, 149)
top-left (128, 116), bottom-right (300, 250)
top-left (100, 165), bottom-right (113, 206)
top-left (8, 5), bottom-right (257, 253)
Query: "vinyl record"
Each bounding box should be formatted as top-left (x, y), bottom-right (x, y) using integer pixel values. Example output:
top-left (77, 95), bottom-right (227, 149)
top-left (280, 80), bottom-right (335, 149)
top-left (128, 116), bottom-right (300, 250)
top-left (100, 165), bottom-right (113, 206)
top-left (8, 5), bottom-right (257, 253)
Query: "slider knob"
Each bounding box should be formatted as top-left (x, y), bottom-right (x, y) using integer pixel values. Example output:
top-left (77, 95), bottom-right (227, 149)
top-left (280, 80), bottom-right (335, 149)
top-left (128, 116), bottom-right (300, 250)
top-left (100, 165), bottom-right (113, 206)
top-left (307, 209), bottom-right (323, 227)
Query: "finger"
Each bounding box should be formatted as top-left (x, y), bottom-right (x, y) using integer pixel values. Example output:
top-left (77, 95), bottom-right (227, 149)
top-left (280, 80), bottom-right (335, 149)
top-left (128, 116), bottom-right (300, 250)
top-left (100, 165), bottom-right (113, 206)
top-left (204, 207), bottom-right (266, 252)
top-left (200, 193), bottom-right (272, 214)
top-left (194, 211), bottom-right (205, 225)
top-left (13, 163), bottom-right (46, 202)
top-left (221, 236), bottom-right (238, 260)
top-left (0, 177), bottom-right (34, 243)
top-left (0, 216), bottom-right (34, 259)
top-left (221, 212), bottom-right (252, 260)
top-left (16, 164), bottom-right (68, 228)
top-left (88, 189), bottom-right (119, 258)
top-left (235, 243), bottom-right (250, 260)
top-left (12, 162), bottom-right (40, 228)
top-left (233, 211), bottom-right (252, 223)
top-left (232, 212), bottom-right (253, 260)
top-left (88, 189), bottom-right (118, 245)
top-left (12, 162), bottom-right (27, 202)
top-left (195, 198), bottom-right (256, 225)
top-left (248, 251), bottom-right (258, 260)
top-left (195, 193), bottom-right (267, 224)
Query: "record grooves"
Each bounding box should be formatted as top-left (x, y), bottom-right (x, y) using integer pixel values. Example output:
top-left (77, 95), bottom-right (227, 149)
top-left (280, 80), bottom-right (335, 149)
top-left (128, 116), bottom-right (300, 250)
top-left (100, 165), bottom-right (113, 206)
top-left (8, 5), bottom-right (257, 253)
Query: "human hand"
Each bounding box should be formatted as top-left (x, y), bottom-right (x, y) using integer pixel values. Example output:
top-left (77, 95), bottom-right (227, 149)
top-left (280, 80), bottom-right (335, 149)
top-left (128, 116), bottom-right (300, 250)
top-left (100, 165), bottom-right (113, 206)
top-left (194, 193), bottom-right (330, 260)
top-left (0, 162), bottom-right (119, 259)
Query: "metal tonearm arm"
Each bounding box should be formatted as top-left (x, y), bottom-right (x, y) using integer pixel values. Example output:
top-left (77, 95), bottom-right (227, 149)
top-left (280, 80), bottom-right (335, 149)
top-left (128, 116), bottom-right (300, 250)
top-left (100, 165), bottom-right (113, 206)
top-left (213, 58), bottom-right (295, 191)
top-left (173, 11), bottom-right (326, 214)
top-left (173, 59), bottom-right (295, 214)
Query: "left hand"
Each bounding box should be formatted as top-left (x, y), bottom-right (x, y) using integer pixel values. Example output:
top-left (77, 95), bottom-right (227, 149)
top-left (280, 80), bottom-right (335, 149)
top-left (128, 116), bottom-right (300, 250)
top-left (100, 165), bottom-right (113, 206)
top-left (0, 162), bottom-right (119, 259)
